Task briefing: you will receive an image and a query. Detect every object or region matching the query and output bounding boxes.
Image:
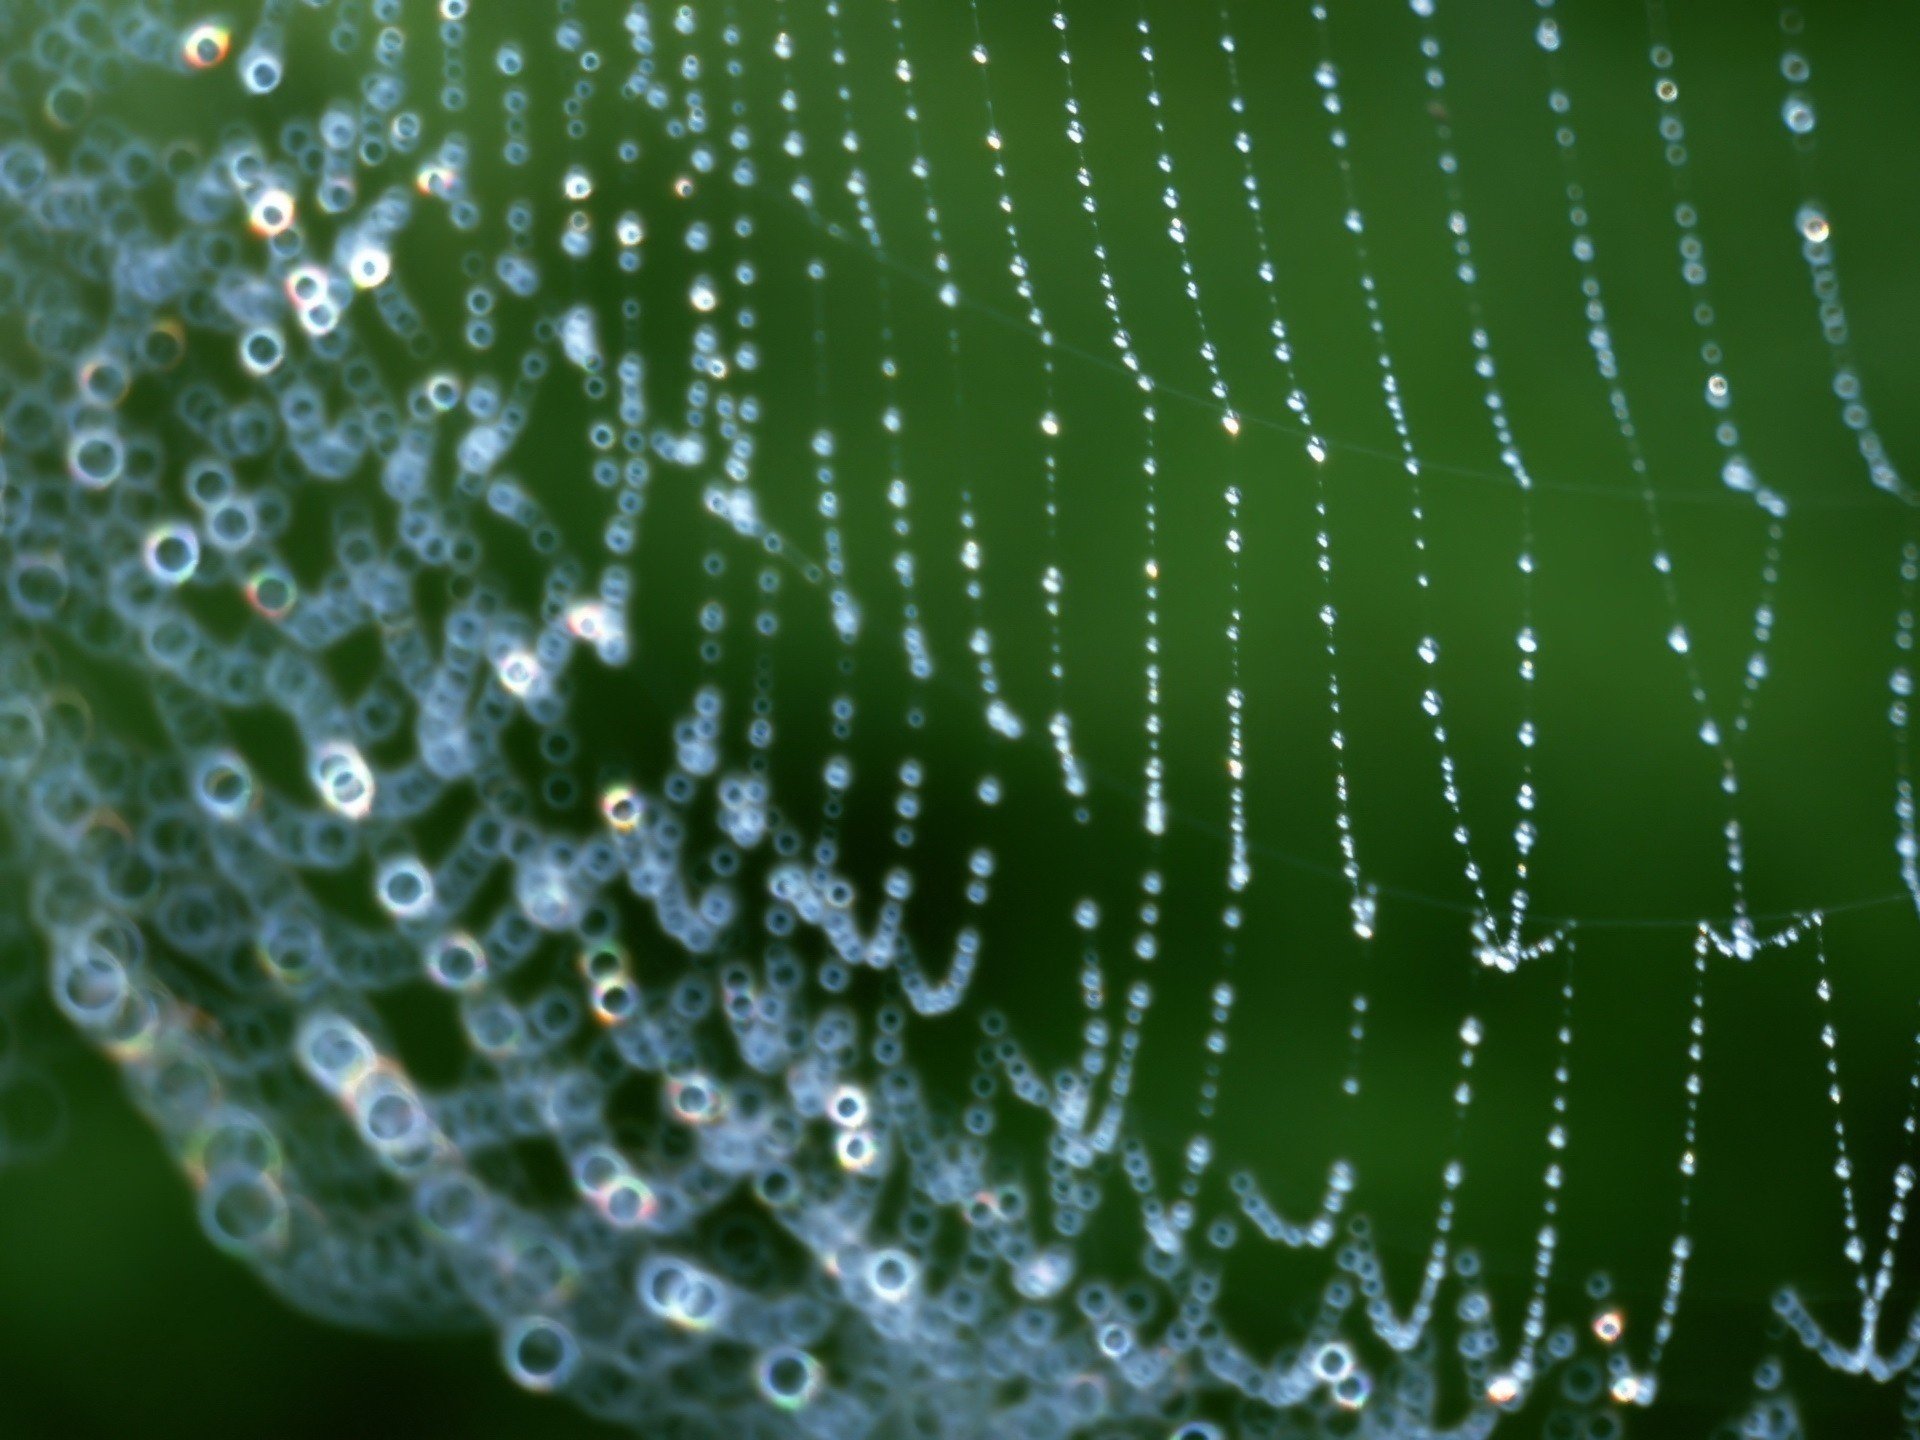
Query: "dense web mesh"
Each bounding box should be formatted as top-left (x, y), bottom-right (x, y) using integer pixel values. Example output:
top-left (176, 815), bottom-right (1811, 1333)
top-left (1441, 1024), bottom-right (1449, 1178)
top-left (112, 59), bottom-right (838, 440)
top-left (2, 0), bottom-right (1919, 1435)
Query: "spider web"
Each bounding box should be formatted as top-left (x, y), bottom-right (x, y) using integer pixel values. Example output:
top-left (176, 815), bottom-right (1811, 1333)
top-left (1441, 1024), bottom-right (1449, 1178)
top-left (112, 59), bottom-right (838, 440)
top-left (0, 0), bottom-right (1916, 1435)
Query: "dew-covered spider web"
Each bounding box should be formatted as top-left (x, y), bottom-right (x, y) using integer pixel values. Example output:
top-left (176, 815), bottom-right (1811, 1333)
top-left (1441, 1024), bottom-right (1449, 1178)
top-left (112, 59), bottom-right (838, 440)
top-left (3, 0), bottom-right (1920, 1435)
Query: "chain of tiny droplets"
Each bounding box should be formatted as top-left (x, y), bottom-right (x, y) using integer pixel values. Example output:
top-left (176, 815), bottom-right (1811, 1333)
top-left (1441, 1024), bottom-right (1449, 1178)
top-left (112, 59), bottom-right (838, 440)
top-left (1810, 916), bottom-right (1880, 1323)
top-left (1775, 5), bottom-right (1909, 502)
top-left (972, 976), bottom-right (1131, 1252)
top-left (1306, 5), bottom-right (1510, 946)
top-left (1344, 1009), bottom-right (1482, 1353)
top-left (610, 5), bottom-right (664, 595)
top-left (1046, 5), bottom-right (1162, 846)
top-left (817, 11), bottom-right (963, 952)
top-left (756, 0), bottom-right (868, 605)
top-left (873, 0), bottom-right (955, 318)
top-left (856, 0), bottom-right (1045, 1011)
top-left (1641, 916), bottom-right (1796, 1406)
top-left (641, 0), bottom-right (883, 1223)
top-left (1216, 2), bottom-right (1374, 949)
top-left (879, 2), bottom-right (1105, 1036)
top-left (595, 12), bottom-right (664, 625)
top-left (1484, 945), bottom-right (1576, 1407)
top-left (1215, 3), bottom-right (1376, 1119)
top-left (1406, 0), bottom-right (1555, 973)
top-left (808, 260), bottom-right (863, 860)
top-left (1130, 6), bottom-right (1240, 432)
top-left (764, 18), bottom-right (921, 698)
top-left (1634, 922), bottom-right (1805, 1397)
top-left (961, 1), bottom-right (1091, 819)
top-left (1645, 3), bottom-right (1796, 959)
top-left (561, 9), bottom-right (615, 800)
top-left (1046, 4), bottom-right (1162, 1146)
top-left (702, 5), bottom-right (783, 817)
top-left (731, 0), bottom-right (852, 872)
top-left (1767, 913), bottom-right (1920, 1378)
top-left (1880, 549), bottom-right (1920, 1379)
top-left (1126, 2), bottom-right (1250, 1201)
top-left (554, 0), bottom-right (647, 770)
top-left (805, 0), bottom-right (1004, 1003)
top-left (1897, 542), bottom-right (1919, 908)
top-left (438, 0), bottom-right (467, 115)
top-left (466, 0), bottom-right (583, 783)
top-left (1885, 547), bottom-right (1920, 1421)
top-left (786, 1), bottom-right (918, 803)
top-left (1532, 1), bottom-right (1784, 959)
top-left (541, 0), bottom-right (825, 1116)
top-left (318, 78), bottom-right (373, 229)
top-left (1221, 1157), bottom-right (1351, 1253)
top-left (856, 0), bottom-right (1036, 748)
top-left (691, 5), bottom-right (741, 768)
top-left (592, 3), bottom-right (658, 669)
top-left (1639, 5), bottom-right (1786, 527)
top-left (1303, 9), bottom-right (1560, 1349)
top-left (723, 4), bottom-right (867, 970)
top-left (671, 4), bottom-right (827, 864)
top-left (770, 0), bottom-right (826, 232)
top-left (610, 4), bottom-right (664, 579)
top-left (687, 0), bottom-right (806, 829)
top-left (498, 9), bottom-right (529, 171)
top-left (1059, 901), bottom-right (1120, 1237)
top-left (1619, 929), bottom-right (1712, 1403)
top-left (1297, 5), bottom-right (1517, 1354)
top-left (766, 0), bottom-right (935, 969)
